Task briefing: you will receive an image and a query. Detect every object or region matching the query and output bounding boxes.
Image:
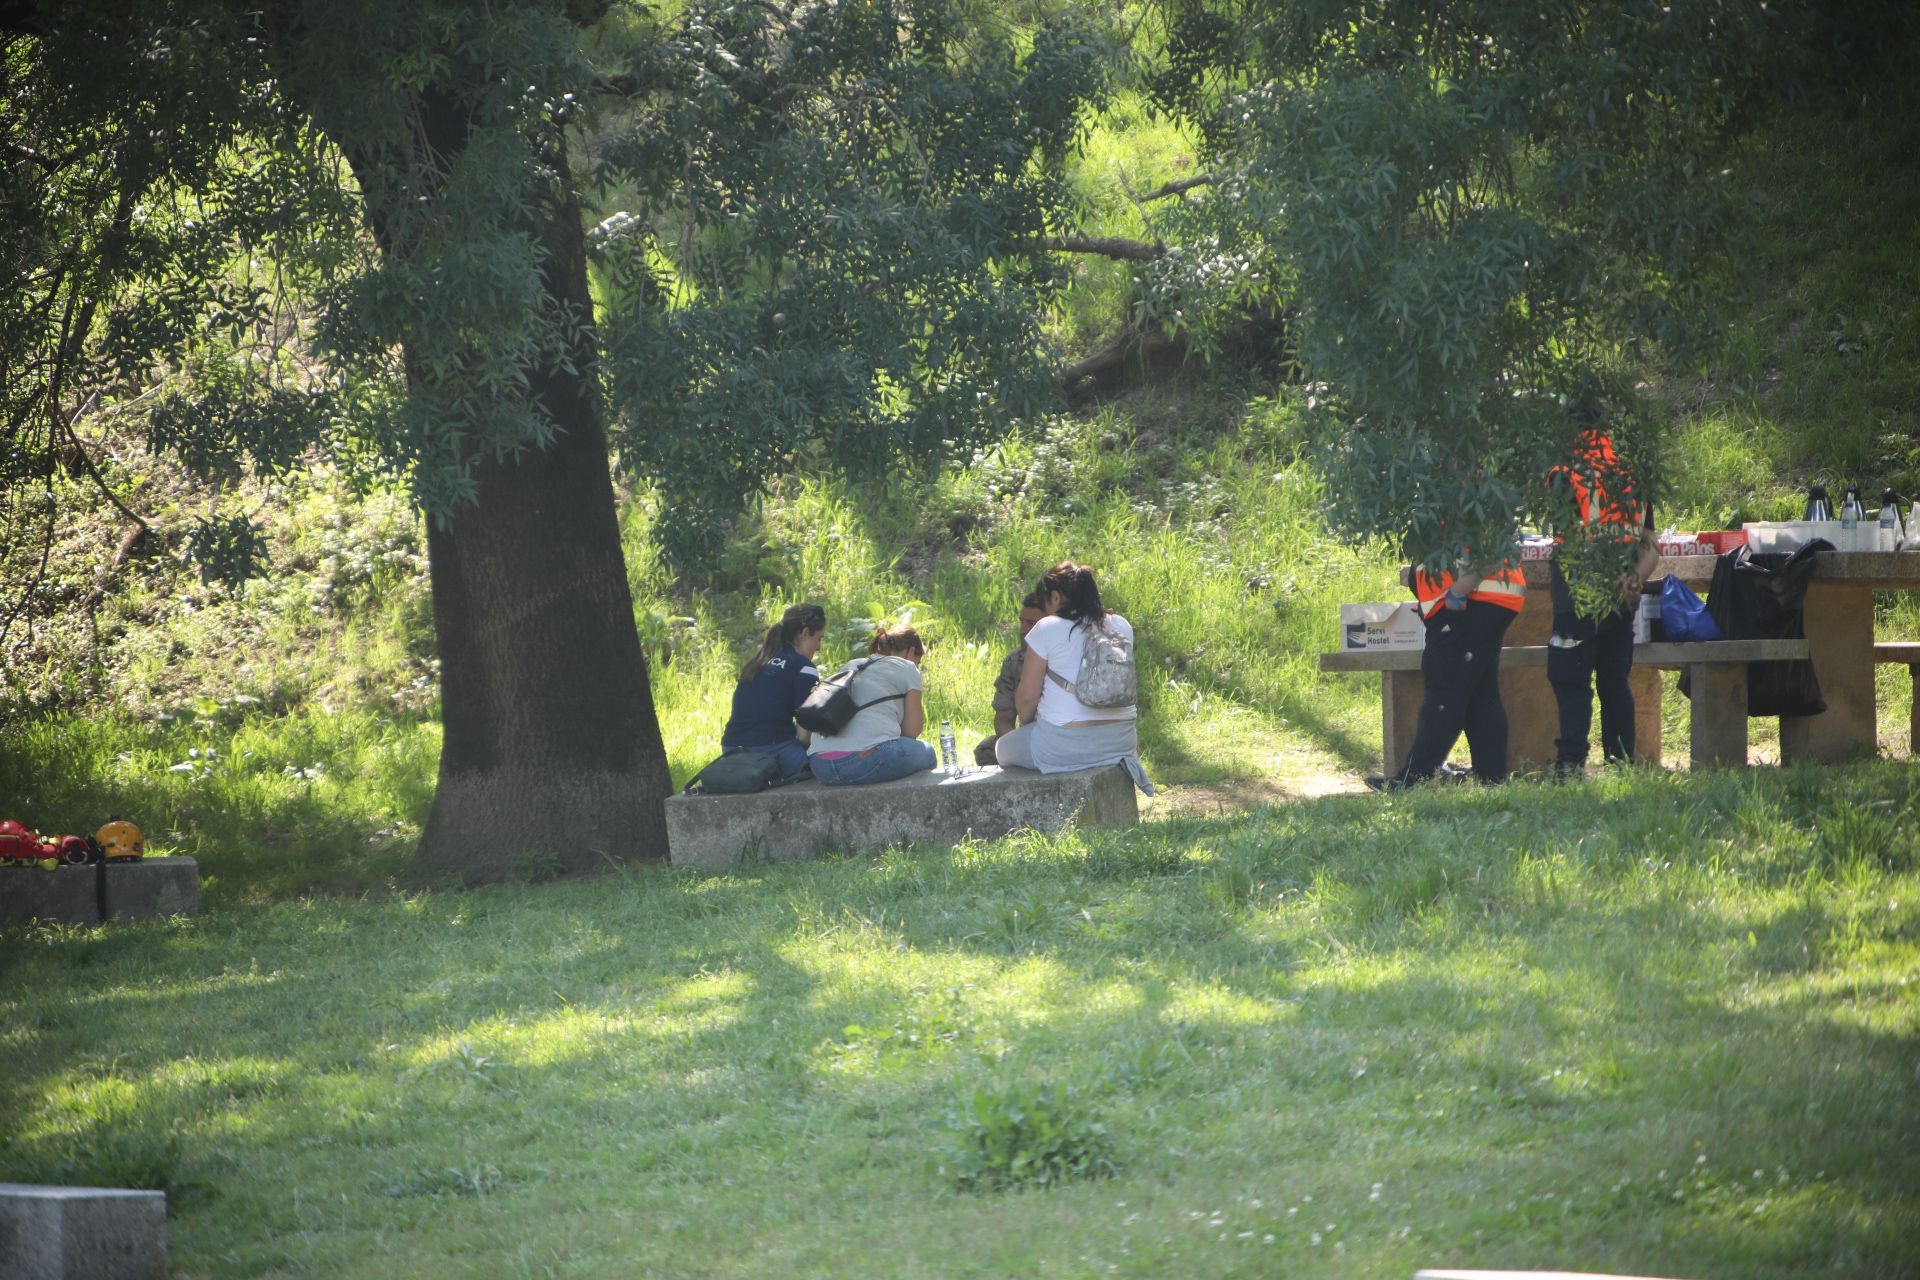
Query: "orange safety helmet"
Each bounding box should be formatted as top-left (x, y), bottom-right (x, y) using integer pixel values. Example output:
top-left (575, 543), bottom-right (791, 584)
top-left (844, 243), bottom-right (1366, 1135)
top-left (95, 819), bottom-right (145, 861)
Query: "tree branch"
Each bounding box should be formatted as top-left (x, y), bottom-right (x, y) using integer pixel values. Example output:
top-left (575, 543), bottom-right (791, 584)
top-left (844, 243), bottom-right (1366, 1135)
top-left (62, 403), bottom-right (151, 538)
top-left (1036, 234), bottom-right (1165, 261)
top-left (1138, 173), bottom-right (1213, 202)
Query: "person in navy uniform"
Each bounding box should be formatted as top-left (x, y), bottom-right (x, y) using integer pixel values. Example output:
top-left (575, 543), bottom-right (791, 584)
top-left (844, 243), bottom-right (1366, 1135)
top-left (721, 603), bottom-right (826, 779)
top-left (1546, 410), bottom-right (1659, 774)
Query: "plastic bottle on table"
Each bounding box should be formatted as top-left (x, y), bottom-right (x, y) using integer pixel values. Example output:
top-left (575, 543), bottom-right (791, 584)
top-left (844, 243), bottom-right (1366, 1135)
top-left (938, 720), bottom-right (957, 774)
top-left (1879, 490), bottom-right (1902, 552)
top-left (1906, 499), bottom-right (1920, 551)
top-left (1839, 486), bottom-right (1864, 551)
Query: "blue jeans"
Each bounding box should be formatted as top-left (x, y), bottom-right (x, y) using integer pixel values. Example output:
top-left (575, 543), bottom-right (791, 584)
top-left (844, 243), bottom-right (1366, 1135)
top-left (809, 737), bottom-right (936, 786)
top-left (730, 737), bottom-right (809, 780)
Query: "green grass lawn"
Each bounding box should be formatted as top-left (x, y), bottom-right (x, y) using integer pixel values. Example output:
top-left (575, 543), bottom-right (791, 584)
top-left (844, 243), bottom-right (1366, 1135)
top-left (4, 763), bottom-right (1915, 1278)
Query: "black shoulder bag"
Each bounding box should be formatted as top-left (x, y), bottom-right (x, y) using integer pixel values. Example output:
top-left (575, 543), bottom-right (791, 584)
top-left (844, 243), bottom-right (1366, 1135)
top-left (794, 658), bottom-right (906, 735)
top-left (683, 750), bottom-right (786, 796)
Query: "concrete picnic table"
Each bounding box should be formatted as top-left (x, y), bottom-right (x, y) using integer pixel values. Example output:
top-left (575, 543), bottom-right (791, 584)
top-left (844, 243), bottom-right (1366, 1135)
top-left (1654, 550), bottom-right (1920, 764)
top-left (1373, 550), bottom-right (1920, 771)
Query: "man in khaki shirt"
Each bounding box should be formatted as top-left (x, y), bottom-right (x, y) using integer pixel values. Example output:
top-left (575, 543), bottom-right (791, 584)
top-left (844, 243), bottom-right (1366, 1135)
top-left (974, 591), bottom-right (1047, 765)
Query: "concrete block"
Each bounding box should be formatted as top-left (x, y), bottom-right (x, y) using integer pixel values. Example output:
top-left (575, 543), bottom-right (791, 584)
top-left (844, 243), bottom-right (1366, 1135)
top-left (0, 1183), bottom-right (168, 1280)
top-left (0, 859), bottom-right (199, 930)
top-left (0, 868), bottom-right (100, 929)
top-left (1416, 1271), bottom-right (1682, 1280)
top-left (1688, 661), bottom-right (1750, 768)
top-left (104, 858), bottom-right (200, 922)
top-left (666, 764), bottom-right (1138, 868)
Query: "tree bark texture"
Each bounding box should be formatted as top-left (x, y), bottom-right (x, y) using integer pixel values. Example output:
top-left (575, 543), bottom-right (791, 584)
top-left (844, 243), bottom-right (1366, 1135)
top-left (416, 182), bottom-right (673, 880)
top-left (347, 90), bottom-right (672, 880)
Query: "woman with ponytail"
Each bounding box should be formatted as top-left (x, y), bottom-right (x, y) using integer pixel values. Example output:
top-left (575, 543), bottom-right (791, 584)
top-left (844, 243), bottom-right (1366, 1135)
top-left (721, 603), bottom-right (827, 779)
top-left (806, 624), bottom-right (937, 786)
top-left (995, 561), bottom-right (1153, 794)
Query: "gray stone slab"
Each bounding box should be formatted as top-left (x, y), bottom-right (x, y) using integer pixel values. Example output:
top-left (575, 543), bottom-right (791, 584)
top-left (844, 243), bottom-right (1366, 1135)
top-left (0, 1183), bottom-right (168, 1280)
top-left (0, 859), bottom-right (200, 930)
top-left (104, 858), bottom-right (200, 922)
top-left (1416, 1271), bottom-right (1682, 1280)
top-left (0, 868), bottom-right (100, 929)
top-left (666, 764), bottom-right (1138, 868)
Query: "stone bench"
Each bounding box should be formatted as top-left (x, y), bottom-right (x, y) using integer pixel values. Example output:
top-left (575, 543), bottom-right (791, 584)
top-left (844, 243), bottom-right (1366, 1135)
top-left (1321, 639), bottom-right (1812, 772)
top-left (666, 764), bottom-right (1138, 868)
top-left (0, 857), bottom-right (201, 929)
top-left (0, 1183), bottom-right (168, 1280)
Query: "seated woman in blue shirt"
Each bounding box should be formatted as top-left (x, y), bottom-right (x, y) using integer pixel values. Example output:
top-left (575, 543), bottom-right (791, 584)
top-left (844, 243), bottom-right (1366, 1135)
top-left (721, 603), bottom-right (826, 779)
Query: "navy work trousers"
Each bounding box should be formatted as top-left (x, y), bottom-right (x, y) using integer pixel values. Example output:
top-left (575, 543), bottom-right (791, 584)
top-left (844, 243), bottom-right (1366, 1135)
top-left (1547, 563), bottom-right (1637, 767)
top-left (1399, 600), bottom-right (1518, 785)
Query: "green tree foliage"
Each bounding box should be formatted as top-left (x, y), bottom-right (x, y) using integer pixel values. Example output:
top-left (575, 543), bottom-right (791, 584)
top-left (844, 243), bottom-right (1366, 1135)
top-left (1, 0), bottom-right (1112, 864)
top-left (1129, 0), bottom-right (1792, 592)
top-left (1, 7), bottom-right (355, 588)
top-left (2, 0), bottom-right (1111, 575)
top-left (591, 1), bottom-right (1111, 556)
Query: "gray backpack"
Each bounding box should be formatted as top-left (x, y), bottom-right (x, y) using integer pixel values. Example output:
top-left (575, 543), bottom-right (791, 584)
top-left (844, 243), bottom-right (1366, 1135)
top-left (1045, 618), bottom-right (1136, 709)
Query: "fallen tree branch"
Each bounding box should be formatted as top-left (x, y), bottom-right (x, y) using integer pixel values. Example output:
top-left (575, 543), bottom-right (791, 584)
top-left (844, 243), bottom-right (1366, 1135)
top-left (1036, 234), bottom-right (1165, 261)
top-left (1059, 303), bottom-right (1296, 406)
top-left (1059, 321), bottom-right (1181, 399)
top-left (1138, 173), bottom-right (1212, 202)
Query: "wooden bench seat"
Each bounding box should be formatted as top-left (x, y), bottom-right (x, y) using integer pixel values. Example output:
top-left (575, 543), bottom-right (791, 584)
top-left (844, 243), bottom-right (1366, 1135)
top-left (1321, 639), bottom-right (1812, 772)
top-left (1874, 642), bottom-right (1920, 753)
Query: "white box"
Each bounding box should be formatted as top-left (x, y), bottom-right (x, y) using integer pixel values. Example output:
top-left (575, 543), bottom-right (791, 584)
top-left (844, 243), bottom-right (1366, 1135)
top-left (1743, 520), bottom-right (1848, 554)
top-left (1341, 602), bottom-right (1426, 651)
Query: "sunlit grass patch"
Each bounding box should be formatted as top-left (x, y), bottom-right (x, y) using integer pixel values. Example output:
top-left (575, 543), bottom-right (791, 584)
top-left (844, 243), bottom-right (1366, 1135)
top-left (2, 762), bottom-right (1916, 1276)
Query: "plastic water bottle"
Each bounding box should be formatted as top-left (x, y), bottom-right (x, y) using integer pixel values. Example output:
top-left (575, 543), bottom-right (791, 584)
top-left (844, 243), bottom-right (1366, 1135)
top-left (1880, 491), bottom-right (1902, 552)
top-left (1839, 486), bottom-right (1864, 551)
top-left (1804, 484), bottom-right (1833, 522)
top-left (938, 720), bottom-right (957, 773)
top-left (1906, 499), bottom-right (1920, 552)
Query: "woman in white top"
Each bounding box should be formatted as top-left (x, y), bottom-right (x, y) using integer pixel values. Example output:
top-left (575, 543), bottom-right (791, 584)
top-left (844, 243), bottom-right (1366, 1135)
top-left (994, 561), bottom-right (1153, 793)
top-left (807, 625), bottom-right (938, 786)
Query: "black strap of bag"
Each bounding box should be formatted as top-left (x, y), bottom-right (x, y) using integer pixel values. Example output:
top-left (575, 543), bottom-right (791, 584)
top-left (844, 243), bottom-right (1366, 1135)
top-left (795, 658), bottom-right (905, 735)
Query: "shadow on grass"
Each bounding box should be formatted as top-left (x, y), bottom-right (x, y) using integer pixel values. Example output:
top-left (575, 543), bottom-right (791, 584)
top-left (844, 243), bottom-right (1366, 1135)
top-left (1, 765), bottom-right (1915, 1275)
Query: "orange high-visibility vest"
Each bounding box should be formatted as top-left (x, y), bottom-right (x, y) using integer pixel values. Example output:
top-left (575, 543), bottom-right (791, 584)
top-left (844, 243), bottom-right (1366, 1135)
top-left (1551, 428), bottom-right (1644, 530)
top-left (1413, 565), bottom-right (1527, 619)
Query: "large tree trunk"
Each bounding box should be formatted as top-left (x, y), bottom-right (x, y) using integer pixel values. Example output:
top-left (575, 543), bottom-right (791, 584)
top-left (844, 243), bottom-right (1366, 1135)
top-left (320, 74), bottom-right (673, 880)
top-left (413, 165), bottom-right (672, 881)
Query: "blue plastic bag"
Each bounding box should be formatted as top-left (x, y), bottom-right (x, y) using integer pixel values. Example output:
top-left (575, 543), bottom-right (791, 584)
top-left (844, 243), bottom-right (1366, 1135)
top-left (1660, 575), bottom-right (1722, 642)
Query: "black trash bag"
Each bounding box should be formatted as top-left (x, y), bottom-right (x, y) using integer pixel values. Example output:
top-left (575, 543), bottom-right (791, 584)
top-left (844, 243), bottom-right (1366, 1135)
top-left (1680, 539), bottom-right (1828, 717)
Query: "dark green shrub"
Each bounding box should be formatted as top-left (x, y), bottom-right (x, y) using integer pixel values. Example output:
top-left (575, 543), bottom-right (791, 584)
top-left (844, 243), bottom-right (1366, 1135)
top-left (943, 1082), bottom-right (1116, 1191)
